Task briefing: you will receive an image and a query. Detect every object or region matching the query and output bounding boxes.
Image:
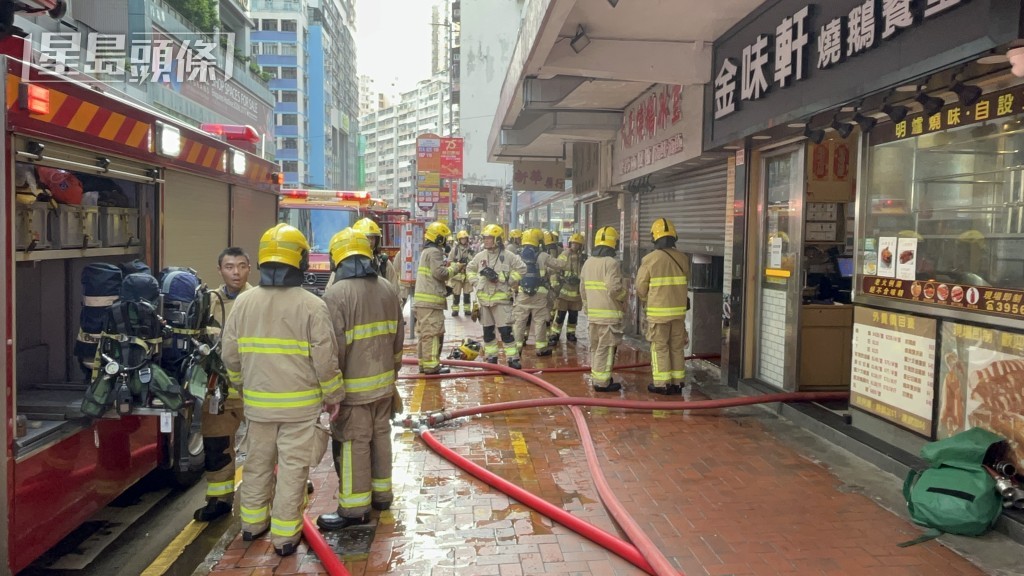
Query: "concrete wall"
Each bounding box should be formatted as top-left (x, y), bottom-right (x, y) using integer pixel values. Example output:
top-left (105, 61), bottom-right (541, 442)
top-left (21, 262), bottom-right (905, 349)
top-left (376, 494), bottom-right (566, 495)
top-left (459, 0), bottom-right (520, 191)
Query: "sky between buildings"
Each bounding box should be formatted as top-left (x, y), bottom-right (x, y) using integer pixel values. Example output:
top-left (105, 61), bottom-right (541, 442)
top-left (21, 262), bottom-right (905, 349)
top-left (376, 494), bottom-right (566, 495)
top-left (356, 0), bottom-right (434, 95)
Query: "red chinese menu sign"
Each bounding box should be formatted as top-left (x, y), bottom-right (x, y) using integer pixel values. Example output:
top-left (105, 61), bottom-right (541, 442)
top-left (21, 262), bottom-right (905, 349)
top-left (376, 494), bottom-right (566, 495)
top-left (440, 137), bottom-right (463, 179)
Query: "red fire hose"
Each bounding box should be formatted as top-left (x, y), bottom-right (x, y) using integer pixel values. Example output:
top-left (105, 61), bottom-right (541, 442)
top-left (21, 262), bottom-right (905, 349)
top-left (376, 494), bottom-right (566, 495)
top-left (302, 514), bottom-right (351, 576)
top-left (397, 356), bottom-right (719, 380)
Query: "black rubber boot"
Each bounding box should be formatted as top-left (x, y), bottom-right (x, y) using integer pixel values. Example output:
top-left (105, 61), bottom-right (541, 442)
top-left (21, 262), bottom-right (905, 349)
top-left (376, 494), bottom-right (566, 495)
top-left (242, 526), bottom-right (268, 541)
top-left (420, 366), bottom-right (451, 375)
top-left (275, 542), bottom-right (297, 557)
top-left (536, 347), bottom-right (553, 357)
top-left (372, 501), bottom-right (392, 511)
top-left (593, 381), bottom-right (622, 393)
top-left (567, 333), bottom-right (577, 343)
top-left (508, 357), bottom-right (522, 369)
top-left (307, 479), bottom-right (315, 494)
top-left (486, 356), bottom-right (499, 364)
top-left (316, 511), bottom-right (370, 531)
top-left (194, 498), bottom-right (233, 522)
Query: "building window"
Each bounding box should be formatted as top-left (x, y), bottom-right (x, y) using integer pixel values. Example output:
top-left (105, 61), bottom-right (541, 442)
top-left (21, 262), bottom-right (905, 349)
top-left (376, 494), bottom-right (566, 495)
top-left (281, 67), bottom-right (297, 80)
top-left (282, 44), bottom-right (298, 56)
top-left (281, 91), bottom-right (298, 103)
top-left (283, 161), bottom-right (299, 172)
top-left (280, 114), bottom-right (298, 126)
top-left (263, 43), bottom-right (279, 56)
top-left (281, 19), bottom-right (297, 32)
top-left (283, 138), bottom-right (298, 149)
top-left (261, 19), bottom-right (277, 31)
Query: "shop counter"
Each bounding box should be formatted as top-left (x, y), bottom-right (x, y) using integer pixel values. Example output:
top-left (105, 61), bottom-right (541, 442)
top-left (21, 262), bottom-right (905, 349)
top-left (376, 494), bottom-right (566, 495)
top-left (799, 304), bottom-right (853, 390)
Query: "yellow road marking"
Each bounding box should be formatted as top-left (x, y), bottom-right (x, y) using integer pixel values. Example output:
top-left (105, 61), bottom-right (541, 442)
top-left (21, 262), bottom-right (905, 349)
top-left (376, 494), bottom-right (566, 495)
top-left (409, 379), bottom-right (427, 413)
top-left (509, 431), bottom-right (530, 466)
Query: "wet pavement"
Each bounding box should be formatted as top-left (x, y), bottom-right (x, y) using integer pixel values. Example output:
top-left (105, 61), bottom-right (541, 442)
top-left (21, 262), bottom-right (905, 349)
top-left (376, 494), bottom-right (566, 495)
top-left (196, 312), bottom-right (1024, 576)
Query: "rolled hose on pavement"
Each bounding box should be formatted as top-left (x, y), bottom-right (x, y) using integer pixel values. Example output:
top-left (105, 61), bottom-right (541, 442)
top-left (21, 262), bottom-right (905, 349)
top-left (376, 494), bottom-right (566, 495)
top-left (402, 356), bottom-right (849, 576)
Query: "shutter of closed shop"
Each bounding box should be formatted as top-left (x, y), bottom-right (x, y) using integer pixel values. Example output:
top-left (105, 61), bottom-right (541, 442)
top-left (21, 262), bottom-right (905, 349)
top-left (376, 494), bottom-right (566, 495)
top-left (640, 164), bottom-right (727, 256)
top-left (230, 186), bottom-right (279, 267)
top-left (590, 196), bottom-right (618, 237)
top-left (163, 171), bottom-right (229, 284)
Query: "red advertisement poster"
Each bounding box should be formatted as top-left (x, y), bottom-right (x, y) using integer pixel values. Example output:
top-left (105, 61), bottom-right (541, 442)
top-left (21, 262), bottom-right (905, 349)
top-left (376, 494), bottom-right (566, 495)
top-left (440, 137), bottom-right (463, 179)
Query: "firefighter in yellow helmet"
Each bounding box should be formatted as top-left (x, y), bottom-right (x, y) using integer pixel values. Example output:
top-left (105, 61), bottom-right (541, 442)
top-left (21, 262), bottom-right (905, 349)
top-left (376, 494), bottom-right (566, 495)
top-left (543, 231), bottom-right (564, 328)
top-left (511, 229), bottom-right (566, 366)
top-left (193, 247), bottom-right (254, 522)
top-left (507, 228), bottom-right (523, 256)
top-left (637, 218), bottom-right (691, 395)
top-left (580, 226), bottom-right (626, 392)
top-left (354, 218), bottom-right (400, 286)
top-left (549, 232), bottom-right (586, 345)
top-left (317, 228), bottom-right (405, 530)
top-left (448, 230), bottom-right (475, 317)
top-left (413, 222), bottom-right (463, 374)
top-left (221, 224), bottom-right (343, 557)
top-left (468, 224), bottom-right (526, 364)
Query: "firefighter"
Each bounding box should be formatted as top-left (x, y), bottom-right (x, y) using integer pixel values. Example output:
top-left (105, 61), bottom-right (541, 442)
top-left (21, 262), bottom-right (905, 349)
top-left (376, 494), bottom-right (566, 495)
top-left (448, 230), bottom-right (475, 317)
top-left (221, 224), bottom-right (344, 557)
top-left (506, 228), bottom-right (523, 255)
top-left (413, 222), bottom-right (463, 374)
top-left (580, 226), bottom-right (626, 393)
top-left (193, 247), bottom-right (253, 522)
top-left (549, 232), bottom-right (586, 345)
top-left (317, 228), bottom-right (405, 530)
top-left (543, 231), bottom-right (563, 327)
top-left (511, 229), bottom-right (565, 365)
top-left (467, 224), bottom-right (526, 365)
top-left (637, 218), bottom-right (691, 395)
top-left (354, 217), bottom-right (399, 287)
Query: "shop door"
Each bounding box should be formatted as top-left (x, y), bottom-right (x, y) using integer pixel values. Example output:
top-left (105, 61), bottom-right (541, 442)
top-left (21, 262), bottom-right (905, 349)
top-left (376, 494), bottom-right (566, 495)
top-left (163, 171), bottom-right (230, 284)
top-left (590, 196), bottom-right (618, 240)
top-left (642, 164), bottom-right (728, 255)
top-left (755, 146), bottom-right (805, 391)
top-left (229, 186), bottom-right (279, 267)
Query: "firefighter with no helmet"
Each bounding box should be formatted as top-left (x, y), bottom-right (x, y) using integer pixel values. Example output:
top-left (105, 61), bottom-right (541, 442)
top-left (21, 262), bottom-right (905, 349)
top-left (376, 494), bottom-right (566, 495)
top-left (549, 232), bottom-right (586, 346)
top-left (448, 230), bottom-right (475, 317)
top-left (506, 228), bottom-right (523, 256)
top-left (512, 229), bottom-right (566, 367)
top-left (468, 224), bottom-right (526, 364)
top-left (413, 222), bottom-right (463, 374)
top-left (221, 224), bottom-right (344, 557)
top-left (317, 228), bottom-right (405, 531)
top-left (193, 247), bottom-right (254, 522)
top-left (637, 218), bottom-right (691, 395)
top-left (580, 226), bottom-right (627, 392)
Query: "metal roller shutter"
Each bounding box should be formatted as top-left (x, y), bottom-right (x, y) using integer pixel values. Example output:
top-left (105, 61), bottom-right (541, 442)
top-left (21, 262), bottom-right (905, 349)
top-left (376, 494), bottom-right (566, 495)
top-left (163, 171), bottom-right (229, 284)
top-left (640, 164), bottom-right (727, 256)
top-left (591, 196), bottom-right (618, 237)
top-left (230, 186), bottom-right (279, 267)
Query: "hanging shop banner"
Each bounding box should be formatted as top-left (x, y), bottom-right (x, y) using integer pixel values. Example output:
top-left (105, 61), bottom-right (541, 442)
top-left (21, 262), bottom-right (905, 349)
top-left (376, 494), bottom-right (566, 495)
top-left (850, 307), bottom-right (937, 436)
top-left (707, 0), bottom-right (1021, 149)
top-left (440, 137), bottom-right (464, 179)
top-left (860, 275), bottom-right (1024, 321)
top-left (399, 221), bottom-right (424, 284)
top-left (612, 84), bottom-right (701, 184)
top-left (937, 322), bottom-right (1024, 473)
top-left (873, 84), bottom-right (1024, 145)
top-left (416, 133), bottom-right (442, 209)
top-left (512, 160), bottom-right (566, 192)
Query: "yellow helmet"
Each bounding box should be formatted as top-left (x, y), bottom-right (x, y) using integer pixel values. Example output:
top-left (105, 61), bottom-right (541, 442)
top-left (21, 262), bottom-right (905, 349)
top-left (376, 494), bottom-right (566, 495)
top-left (569, 232), bottom-right (584, 245)
top-left (259, 223), bottom-right (310, 270)
top-left (651, 218), bottom-right (677, 242)
top-left (456, 230), bottom-right (470, 240)
top-left (482, 224), bottom-right (504, 239)
top-left (329, 227), bottom-right (373, 268)
top-left (425, 221), bottom-right (451, 244)
top-left (353, 218), bottom-right (382, 237)
top-left (594, 226), bottom-right (619, 249)
top-left (509, 228), bottom-right (523, 240)
top-left (522, 228), bottom-right (544, 247)
top-left (449, 338), bottom-right (482, 361)
top-left (543, 231), bottom-right (558, 247)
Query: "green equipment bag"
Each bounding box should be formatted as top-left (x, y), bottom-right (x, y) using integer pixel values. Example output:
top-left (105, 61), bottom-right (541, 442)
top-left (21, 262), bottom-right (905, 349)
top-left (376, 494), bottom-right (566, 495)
top-left (900, 427), bottom-right (1005, 546)
top-left (146, 364), bottom-right (185, 413)
top-left (81, 374), bottom-right (114, 418)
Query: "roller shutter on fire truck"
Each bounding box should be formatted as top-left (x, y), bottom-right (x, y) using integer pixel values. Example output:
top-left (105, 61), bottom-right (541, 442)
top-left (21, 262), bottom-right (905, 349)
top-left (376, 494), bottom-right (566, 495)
top-left (163, 171), bottom-right (230, 284)
top-left (230, 186), bottom-right (278, 265)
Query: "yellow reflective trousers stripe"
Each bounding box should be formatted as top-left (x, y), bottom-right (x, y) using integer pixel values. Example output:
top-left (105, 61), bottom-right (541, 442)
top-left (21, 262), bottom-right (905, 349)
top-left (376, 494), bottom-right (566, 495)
top-left (206, 479), bottom-right (234, 497)
top-left (339, 441), bottom-right (372, 508)
top-left (271, 516), bottom-right (302, 537)
top-left (372, 477), bottom-right (392, 492)
top-left (240, 505), bottom-right (268, 524)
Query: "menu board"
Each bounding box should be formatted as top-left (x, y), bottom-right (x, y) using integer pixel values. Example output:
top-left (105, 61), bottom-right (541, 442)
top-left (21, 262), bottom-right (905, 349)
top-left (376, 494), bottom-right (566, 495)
top-left (937, 322), bottom-right (1024, 474)
top-left (877, 237), bottom-right (897, 278)
top-left (859, 276), bottom-right (1024, 321)
top-left (850, 307), bottom-right (937, 436)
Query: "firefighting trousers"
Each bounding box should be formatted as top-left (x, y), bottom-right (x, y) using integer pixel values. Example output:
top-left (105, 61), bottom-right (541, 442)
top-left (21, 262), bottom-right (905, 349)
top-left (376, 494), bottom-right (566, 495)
top-left (414, 308), bottom-right (446, 372)
top-left (550, 309), bottom-right (580, 338)
top-left (479, 303), bottom-right (516, 358)
top-left (200, 395), bottom-right (244, 500)
top-left (449, 281), bottom-right (471, 312)
top-left (646, 318), bottom-right (688, 387)
top-left (240, 419), bottom-right (319, 548)
top-left (331, 397), bottom-right (394, 517)
top-left (588, 322), bottom-right (622, 385)
top-left (513, 303), bottom-right (552, 355)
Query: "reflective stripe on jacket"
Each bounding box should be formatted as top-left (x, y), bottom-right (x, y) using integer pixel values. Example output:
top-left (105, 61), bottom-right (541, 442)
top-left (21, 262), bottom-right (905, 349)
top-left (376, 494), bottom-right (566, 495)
top-left (636, 248), bottom-right (690, 322)
top-left (221, 286), bottom-right (343, 422)
top-left (323, 276), bottom-right (405, 405)
top-left (580, 255), bottom-right (625, 325)
top-left (413, 245), bottom-right (453, 309)
top-left (467, 248), bottom-right (526, 305)
top-left (210, 282), bottom-right (253, 398)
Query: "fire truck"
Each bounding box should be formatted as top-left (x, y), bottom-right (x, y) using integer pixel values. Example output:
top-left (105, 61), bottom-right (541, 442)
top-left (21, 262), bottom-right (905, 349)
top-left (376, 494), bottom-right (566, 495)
top-left (277, 189), bottom-right (409, 294)
top-left (0, 35), bottom-right (281, 574)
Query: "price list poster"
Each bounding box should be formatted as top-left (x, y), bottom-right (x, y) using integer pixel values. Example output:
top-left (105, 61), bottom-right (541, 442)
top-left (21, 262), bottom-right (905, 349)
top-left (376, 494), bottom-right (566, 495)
top-left (850, 308), bottom-right (937, 436)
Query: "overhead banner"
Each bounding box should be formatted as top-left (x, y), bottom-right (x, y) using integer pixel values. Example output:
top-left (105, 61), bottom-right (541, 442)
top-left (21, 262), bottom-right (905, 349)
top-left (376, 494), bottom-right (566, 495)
top-left (440, 137), bottom-right (464, 179)
top-left (512, 160), bottom-right (566, 192)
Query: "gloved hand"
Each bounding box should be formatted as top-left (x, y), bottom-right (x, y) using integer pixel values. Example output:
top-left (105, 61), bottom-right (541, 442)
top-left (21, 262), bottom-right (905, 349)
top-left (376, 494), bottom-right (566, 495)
top-left (390, 385), bottom-right (404, 417)
top-left (324, 401), bottom-right (341, 422)
top-left (470, 302), bottom-right (480, 322)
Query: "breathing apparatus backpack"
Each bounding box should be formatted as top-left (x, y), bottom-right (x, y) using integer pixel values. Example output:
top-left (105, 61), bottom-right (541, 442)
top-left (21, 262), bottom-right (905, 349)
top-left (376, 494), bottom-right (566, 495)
top-left (519, 245), bottom-right (544, 295)
top-left (159, 267), bottom-right (208, 376)
top-left (75, 263), bottom-right (123, 380)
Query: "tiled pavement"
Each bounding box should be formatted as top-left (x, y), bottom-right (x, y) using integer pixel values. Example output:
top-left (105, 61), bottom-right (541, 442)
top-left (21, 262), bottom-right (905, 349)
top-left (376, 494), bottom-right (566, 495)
top-left (199, 313), bottom-right (1024, 576)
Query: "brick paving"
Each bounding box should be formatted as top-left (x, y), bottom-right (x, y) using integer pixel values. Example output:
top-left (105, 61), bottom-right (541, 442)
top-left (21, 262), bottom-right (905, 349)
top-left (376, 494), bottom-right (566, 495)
top-left (201, 313), bottom-right (1011, 576)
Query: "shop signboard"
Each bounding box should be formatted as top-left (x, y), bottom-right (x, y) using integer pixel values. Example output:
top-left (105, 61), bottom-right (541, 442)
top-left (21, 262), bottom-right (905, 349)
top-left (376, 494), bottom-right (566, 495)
top-left (707, 0), bottom-right (1020, 149)
top-left (613, 84), bottom-right (701, 184)
top-left (440, 137), bottom-right (464, 179)
top-left (417, 133), bottom-right (441, 209)
top-left (400, 222), bottom-right (424, 284)
top-left (850, 307), bottom-right (936, 436)
top-left (873, 84), bottom-right (1024, 145)
top-left (937, 322), bottom-right (1024, 472)
top-left (861, 275), bottom-right (1024, 321)
top-left (512, 160), bottom-right (566, 192)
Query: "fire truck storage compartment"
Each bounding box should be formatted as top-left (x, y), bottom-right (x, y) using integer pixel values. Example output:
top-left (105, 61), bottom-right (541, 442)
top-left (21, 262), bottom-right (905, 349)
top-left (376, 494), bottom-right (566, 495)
top-left (13, 151), bottom-right (157, 457)
top-left (163, 171), bottom-right (229, 284)
top-left (229, 186), bottom-right (279, 266)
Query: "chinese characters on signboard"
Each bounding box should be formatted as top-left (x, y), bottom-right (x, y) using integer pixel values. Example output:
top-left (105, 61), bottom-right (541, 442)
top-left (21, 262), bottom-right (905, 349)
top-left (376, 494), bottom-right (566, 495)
top-left (416, 134), bottom-right (442, 209)
top-left (512, 160), bottom-right (566, 192)
top-left (714, 0), bottom-right (967, 120)
top-left (614, 84), bottom-right (700, 183)
top-left (876, 85), bottom-right (1023, 143)
top-left (440, 137), bottom-right (464, 179)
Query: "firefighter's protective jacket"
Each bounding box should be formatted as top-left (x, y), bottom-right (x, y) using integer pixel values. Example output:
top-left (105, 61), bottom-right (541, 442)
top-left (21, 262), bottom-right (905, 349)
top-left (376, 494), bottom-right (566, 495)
top-left (636, 248), bottom-right (690, 323)
top-left (517, 251), bottom-right (566, 308)
top-left (211, 282), bottom-right (253, 328)
top-left (221, 287), bottom-right (343, 422)
top-left (467, 248), bottom-right (526, 306)
top-left (556, 251), bottom-right (585, 303)
top-left (323, 276), bottom-right (405, 405)
top-left (580, 255), bottom-right (626, 325)
top-left (413, 244), bottom-right (457, 309)
top-left (449, 243), bottom-right (474, 283)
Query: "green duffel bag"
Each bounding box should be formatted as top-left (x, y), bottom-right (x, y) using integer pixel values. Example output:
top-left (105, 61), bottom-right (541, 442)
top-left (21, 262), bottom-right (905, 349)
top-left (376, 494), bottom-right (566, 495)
top-left (903, 462), bottom-right (1003, 538)
top-left (140, 364), bottom-right (186, 413)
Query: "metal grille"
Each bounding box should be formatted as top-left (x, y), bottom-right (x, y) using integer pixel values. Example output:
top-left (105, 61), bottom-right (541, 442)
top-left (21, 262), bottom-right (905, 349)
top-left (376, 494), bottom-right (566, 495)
top-left (640, 164), bottom-right (728, 256)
